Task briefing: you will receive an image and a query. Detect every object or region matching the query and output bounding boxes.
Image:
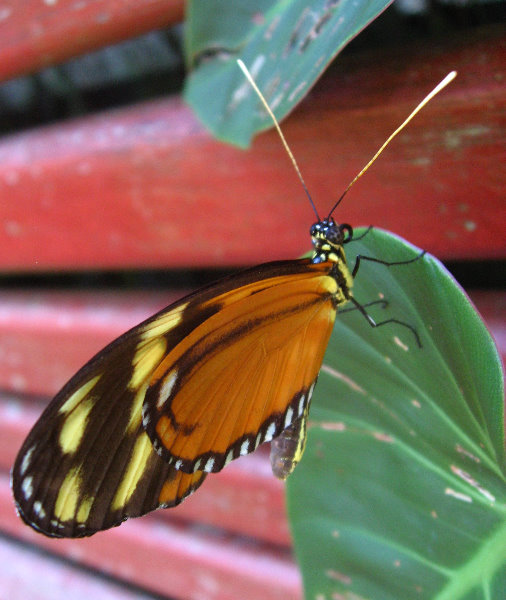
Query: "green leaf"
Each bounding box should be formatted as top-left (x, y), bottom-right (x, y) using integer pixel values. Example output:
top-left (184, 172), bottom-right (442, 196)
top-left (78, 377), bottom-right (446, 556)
top-left (184, 0), bottom-right (393, 147)
top-left (287, 228), bottom-right (505, 600)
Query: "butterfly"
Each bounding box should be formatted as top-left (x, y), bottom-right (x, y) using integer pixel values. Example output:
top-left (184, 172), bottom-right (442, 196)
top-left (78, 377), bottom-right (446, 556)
top-left (11, 64), bottom-right (455, 538)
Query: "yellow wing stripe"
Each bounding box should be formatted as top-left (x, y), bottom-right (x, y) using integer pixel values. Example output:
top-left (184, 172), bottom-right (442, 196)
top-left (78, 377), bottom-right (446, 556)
top-left (59, 375), bottom-right (101, 414)
top-left (59, 397), bottom-right (94, 455)
top-left (112, 434), bottom-right (153, 510)
top-left (129, 337), bottom-right (168, 390)
top-left (54, 466), bottom-right (82, 522)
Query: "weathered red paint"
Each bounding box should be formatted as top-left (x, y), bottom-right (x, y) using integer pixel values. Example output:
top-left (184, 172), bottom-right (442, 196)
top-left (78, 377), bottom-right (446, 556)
top-left (0, 28), bottom-right (504, 271)
top-left (0, 0), bottom-right (184, 81)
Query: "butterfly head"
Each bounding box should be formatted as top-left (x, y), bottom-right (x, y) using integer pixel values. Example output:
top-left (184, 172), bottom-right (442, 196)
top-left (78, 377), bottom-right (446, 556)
top-left (310, 218), bottom-right (352, 264)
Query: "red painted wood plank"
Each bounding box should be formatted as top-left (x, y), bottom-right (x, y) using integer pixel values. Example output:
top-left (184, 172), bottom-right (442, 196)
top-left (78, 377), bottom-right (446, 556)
top-left (0, 534), bottom-right (157, 600)
top-left (0, 475), bottom-right (301, 600)
top-left (0, 390), bottom-right (291, 547)
top-left (0, 290), bottom-right (181, 396)
top-left (0, 26), bottom-right (503, 270)
top-left (0, 289), bottom-right (503, 398)
top-left (0, 0), bottom-right (184, 82)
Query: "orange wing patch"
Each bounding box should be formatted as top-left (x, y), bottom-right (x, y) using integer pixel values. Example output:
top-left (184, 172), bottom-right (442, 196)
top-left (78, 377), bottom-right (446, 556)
top-left (143, 266), bottom-right (338, 473)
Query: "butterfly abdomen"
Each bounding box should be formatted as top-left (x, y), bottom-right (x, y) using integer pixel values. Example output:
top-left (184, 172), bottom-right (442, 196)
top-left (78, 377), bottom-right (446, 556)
top-left (270, 399), bottom-right (312, 480)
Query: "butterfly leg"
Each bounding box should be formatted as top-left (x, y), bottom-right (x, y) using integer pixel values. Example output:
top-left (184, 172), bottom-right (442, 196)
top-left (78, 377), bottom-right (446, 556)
top-left (339, 298), bottom-right (388, 314)
top-left (347, 247), bottom-right (425, 347)
top-left (350, 250), bottom-right (426, 278)
top-left (348, 296), bottom-right (422, 348)
top-left (348, 225), bottom-right (373, 242)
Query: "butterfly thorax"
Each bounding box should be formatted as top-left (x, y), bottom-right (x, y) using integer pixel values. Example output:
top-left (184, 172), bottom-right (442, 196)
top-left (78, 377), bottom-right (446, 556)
top-left (310, 217), bottom-right (353, 304)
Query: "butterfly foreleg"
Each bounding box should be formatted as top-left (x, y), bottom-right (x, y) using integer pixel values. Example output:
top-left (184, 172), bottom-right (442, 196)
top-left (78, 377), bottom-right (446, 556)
top-left (339, 298), bottom-right (388, 314)
top-left (350, 249), bottom-right (426, 279)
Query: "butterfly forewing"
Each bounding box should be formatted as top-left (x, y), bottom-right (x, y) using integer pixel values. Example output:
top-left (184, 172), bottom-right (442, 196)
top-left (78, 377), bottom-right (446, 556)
top-left (12, 257), bottom-right (345, 536)
top-left (142, 260), bottom-right (339, 474)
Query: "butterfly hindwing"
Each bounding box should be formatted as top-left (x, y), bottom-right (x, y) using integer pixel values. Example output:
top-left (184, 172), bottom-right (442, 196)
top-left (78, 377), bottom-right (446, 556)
top-left (142, 260), bottom-right (339, 474)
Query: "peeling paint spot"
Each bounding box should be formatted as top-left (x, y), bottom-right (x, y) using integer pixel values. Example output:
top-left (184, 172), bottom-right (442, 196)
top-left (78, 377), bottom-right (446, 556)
top-left (393, 336), bottom-right (409, 351)
top-left (96, 12), bottom-right (110, 24)
top-left (325, 569), bottom-right (351, 585)
top-left (445, 488), bottom-right (472, 503)
top-left (411, 399), bottom-right (421, 408)
top-left (0, 7), bottom-right (12, 21)
top-left (331, 530), bottom-right (340, 538)
top-left (464, 220), bottom-right (476, 232)
top-left (411, 156), bottom-right (431, 166)
top-left (44, 0), bottom-right (58, 5)
top-left (4, 171), bottom-right (20, 185)
top-left (321, 364), bottom-right (366, 394)
top-left (77, 161), bottom-right (91, 175)
top-left (431, 510), bottom-right (438, 518)
top-left (112, 124), bottom-right (127, 138)
top-left (5, 221), bottom-right (22, 237)
top-left (10, 374), bottom-right (27, 392)
top-left (393, 560), bottom-right (401, 567)
top-left (444, 125), bottom-right (490, 150)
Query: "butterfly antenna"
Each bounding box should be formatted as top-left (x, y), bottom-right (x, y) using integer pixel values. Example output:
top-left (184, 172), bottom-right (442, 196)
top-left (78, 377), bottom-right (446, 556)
top-left (237, 59), bottom-right (320, 221)
top-left (327, 70), bottom-right (457, 218)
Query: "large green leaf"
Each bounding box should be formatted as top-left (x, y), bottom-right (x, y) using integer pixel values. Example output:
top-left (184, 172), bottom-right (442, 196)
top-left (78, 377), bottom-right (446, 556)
top-left (287, 228), bottom-right (505, 599)
top-left (184, 0), bottom-right (392, 146)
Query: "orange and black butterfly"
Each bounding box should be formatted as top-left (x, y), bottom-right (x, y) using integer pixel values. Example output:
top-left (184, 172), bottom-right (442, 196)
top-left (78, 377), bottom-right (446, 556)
top-left (11, 64), bottom-right (455, 538)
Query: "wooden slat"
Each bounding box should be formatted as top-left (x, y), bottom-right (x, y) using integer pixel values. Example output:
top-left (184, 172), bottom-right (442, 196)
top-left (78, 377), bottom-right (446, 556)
top-left (0, 26), bottom-right (503, 271)
top-left (0, 475), bottom-right (301, 600)
top-left (0, 533), bottom-right (157, 600)
top-left (0, 0), bottom-right (184, 82)
top-left (0, 290), bottom-right (180, 397)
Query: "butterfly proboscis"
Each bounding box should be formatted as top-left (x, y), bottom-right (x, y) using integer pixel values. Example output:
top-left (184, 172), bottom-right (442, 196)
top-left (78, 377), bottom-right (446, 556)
top-left (11, 63), bottom-right (456, 536)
